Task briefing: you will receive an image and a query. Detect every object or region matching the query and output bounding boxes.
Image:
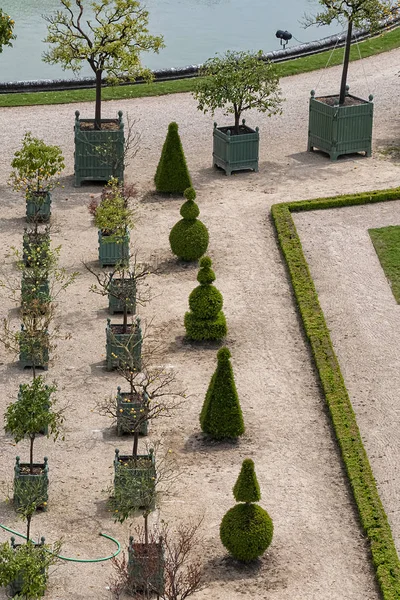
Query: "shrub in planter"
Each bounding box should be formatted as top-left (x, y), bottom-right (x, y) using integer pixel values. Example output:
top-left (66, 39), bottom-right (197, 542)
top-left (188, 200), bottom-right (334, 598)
top-left (169, 187), bottom-right (209, 261)
top-left (22, 228), bottom-right (51, 268)
top-left (184, 256), bottom-right (227, 341)
top-left (8, 132), bottom-right (64, 222)
top-left (200, 347), bottom-right (244, 440)
top-left (220, 459), bottom-right (273, 561)
top-left (105, 316), bottom-right (142, 371)
top-left (155, 122), bottom-right (192, 194)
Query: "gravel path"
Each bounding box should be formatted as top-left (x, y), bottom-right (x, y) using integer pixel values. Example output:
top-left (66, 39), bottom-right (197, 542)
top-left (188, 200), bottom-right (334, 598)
top-left (0, 47), bottom-right (399, 599)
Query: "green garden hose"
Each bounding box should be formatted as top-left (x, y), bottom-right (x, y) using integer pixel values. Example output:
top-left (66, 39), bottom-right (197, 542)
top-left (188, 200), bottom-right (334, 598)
top-left (0, 523), bottom-right (121, 562)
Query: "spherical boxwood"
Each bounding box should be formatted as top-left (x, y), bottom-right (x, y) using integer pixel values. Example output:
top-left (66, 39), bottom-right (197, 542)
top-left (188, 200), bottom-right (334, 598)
top-left (169, 187), bottom-right (209, 261)
top-left (188, 285), bottom-right (223, 319)
top-left (220, 503), bottom-right (273, 561)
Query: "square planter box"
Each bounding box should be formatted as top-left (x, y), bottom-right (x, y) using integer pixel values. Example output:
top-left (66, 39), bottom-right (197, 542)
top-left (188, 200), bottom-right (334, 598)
top-left (9, 537), bottom-right (46, 597)
top-left (108, 276), bottom-right (136, 315)
top-left (19, 326), bottom-right (49, 371)
top-left (23, 229), bottom-right (50, 268)
top-left (128, 537), bottom-right (164, 595)
top-left (116, 387), bottom-right (148, 436)
top-left (105, 317), bottom-right (142, 371)
top-left (74, 110), bottom-right (125, 186)
top-left (26, 192), bottom-right (51, 223)
top-left (113, 448), bottom-right (156, 510)
top-left (213, 120), bottom-right (259, 175)
top-left (98, 230), bottom-right (130, 268)
top-left (307, 88), bottom-right (373, 161)
top-left (14, 456), bottom-right (49, 510)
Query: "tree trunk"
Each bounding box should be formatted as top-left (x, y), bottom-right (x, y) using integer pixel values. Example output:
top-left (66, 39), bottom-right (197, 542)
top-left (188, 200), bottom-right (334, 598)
top-left (26, 515), bottom-right (32, 543)
top-left (132, 431), bottom-right (139, 460)
top-left (95, 70), bottom-right (102, 129)
top-left (30, 435), bottom-right (35, 474)
top-left (144, 513), bottom-right (149, 546)
top-left (234, 109), bottom-right (240, 135)
top-left (339, 19), bottom-right (353, 105)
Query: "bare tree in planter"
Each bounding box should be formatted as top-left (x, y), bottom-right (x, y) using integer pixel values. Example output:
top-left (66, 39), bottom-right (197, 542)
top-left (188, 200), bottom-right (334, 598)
top-left (43, 0), bottom-right (164, 184)
top-left (193, 50), bottom-right (283, 175)
top-left (304, 0), bottom-right (393, 159)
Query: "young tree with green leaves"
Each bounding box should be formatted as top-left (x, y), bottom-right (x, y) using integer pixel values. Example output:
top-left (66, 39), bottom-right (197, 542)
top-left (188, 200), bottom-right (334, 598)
top-left (305, 0), bottom-right (394, 105)
top-left (193, 50), bottom-right (283, 134)
top-left (43, 0), bottom-right (164, 128)
top-left (220, 459), bottom-right (273, 561)
top-left (0, 9), bottom-right (15, 53)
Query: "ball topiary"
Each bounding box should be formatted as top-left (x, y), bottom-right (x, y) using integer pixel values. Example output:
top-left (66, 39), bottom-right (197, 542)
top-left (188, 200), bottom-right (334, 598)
top-left (200, 347), bottom-right (244, 439)
top-left (184, 257), bottom-right (227, 341)
top-left (154, 122), bottom-right (192, 194)
top-left (220, 503), bottom-right (273, 562)
top-left (169, 187), bottom-right (209, 261)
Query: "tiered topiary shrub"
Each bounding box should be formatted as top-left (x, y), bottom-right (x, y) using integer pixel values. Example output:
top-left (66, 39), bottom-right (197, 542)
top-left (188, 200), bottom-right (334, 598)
top-left (169, 187), bottom-right (209, 261)
top-left (184, 257), bottom-right (227, 341)
top-left (154, 122), bottom-right (192, 194)
top-left (220, 459), bottom-right (273, 561)
top-left (200, 347), bottom-right (244, 439)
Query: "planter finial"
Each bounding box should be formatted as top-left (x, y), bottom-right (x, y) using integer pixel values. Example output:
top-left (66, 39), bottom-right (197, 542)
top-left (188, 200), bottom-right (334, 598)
top-left (75, 110), bottom-right (80, 119)
top-left (40, 537), bottom-right (46, 545)
top-left (310, 90), bottom-right (315, 97)
top-left (345, 84), bottom-right (349, 94)
top-left (369, 94), bottom-right (374, 102)
top-left (117, 386), bottom-right (121, 394)
top-left (242, 119), bottom-right (246, 125)
top-left (213, 122), bottom-right (217, 129)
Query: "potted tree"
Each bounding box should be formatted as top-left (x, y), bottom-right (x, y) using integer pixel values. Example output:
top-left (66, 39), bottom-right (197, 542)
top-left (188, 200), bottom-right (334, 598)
top-left (4, 376), bottom-right (64, 510)
top-left (94, 178), bottom-right (134, 268)
top-left (193, 50), bottom-right (283, 175)
top-left (43, 0), bottom-right (164, 186)
top-left (8, 132), bottom-right (65, 222)
top-left (305, 0), bottom-right (389, 160)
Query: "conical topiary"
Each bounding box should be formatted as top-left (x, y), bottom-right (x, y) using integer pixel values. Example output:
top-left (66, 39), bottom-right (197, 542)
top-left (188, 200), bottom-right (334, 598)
top-left (184, 257), bottom-right (227, 341)
top-left (169, 187), bottom-right (209, 261)
top-left (154, 122), bottom-right (192, 194)
top-left (199, 347), bottom-right (244, 439)
top-left (220, 459), bottom-right (273, 562)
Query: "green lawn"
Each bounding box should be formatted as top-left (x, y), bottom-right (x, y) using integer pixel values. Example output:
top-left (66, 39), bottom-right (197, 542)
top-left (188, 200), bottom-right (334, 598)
top-left (369, 225), bottom-right (400, 303)
top-left (0, 26), bottom-right (399, 108)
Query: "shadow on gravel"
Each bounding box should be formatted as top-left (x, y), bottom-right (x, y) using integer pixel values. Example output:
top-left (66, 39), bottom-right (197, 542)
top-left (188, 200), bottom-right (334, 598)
top-left (182, 431), bottom-right (240, 454)
top-left (168, 335), bottom-right (224, 355)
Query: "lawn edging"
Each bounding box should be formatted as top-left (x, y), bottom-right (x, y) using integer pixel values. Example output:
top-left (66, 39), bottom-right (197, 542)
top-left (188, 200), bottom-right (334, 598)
top-left (271, 186), bottom-right (400, 600)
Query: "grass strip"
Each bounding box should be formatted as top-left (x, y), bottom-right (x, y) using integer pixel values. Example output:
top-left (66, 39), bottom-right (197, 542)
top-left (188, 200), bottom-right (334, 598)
top-left (271, 186), bottom-right (400, 600)
top-left (0, 26), bottom-right (399, 108)
top-left (369, 226), bottom-right (400, 303)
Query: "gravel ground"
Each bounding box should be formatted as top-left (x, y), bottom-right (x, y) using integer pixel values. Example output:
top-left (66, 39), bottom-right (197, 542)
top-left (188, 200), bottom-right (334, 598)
top-left (0, 47), bottom-right (399, 599)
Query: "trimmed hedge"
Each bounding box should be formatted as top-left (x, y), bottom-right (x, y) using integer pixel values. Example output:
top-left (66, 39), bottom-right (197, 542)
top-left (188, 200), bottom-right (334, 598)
top-left (271, 186), bottom-right (400, 600)
top-left (169, 187), bottom-right (209, 261)
top-left (155, 122), bottom-right (192, 194)
top-left (220, 503), bottom-right (273, 562)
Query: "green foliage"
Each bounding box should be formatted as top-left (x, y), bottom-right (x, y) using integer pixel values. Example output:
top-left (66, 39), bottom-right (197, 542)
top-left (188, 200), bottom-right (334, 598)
top-left (9, 132), bottom-right (65, 198)
top-left (154, 122), bottom-right (192, 194)
top-left (4, 377), bottom-right (62, 447)
top-left (169, 188), bottom-right (209, 261)
top-left (43, 0), bottom-right (164, 122)
top-left (200, 347), bottom-right (244, 439)
top-left (271, 185), bottom-right (400, 598)
top-left (220, 503), bottom-right (273, 562)
top-left (193, 50), bottom-right (283, 132)
top-left (0, 10), bottom-right (15, 53)
top-left (14, 476), bottom-right (49, 521)
top-left (109, 462), bottom-right (157, 523)
top-left (369, 226), bottom-right (400, 303)
top-left (309, 0), bottom-right (394, 29)
top-left (185, 257), bottom-right (227, 341)
top-left (233, 459), bottom-right (261, 503)
top-left (94, 177), bottom-right (134, 241)
top-left (0, 539), bottom-right (60, 599)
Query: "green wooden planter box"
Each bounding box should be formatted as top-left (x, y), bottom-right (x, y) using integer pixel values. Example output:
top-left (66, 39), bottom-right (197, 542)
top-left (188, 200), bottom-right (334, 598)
top-left (213, 120), bottom-right (259, 175)
top-left (128, 537), bottom-right (164, 595)
top-left (113, 448), bottom-right (156, 510)
top-left (98, 230), bottom-right (130, 268)
top-left (116, 387), bottom-right (148, 436)
top-left (23, 229), bottom-right (50, 268)
top-left (105, 317), bottom-right (142, 371)
top-left (14, 456), bottom-right (49, 510)
top-left (108, 277), bottom-right (136, 315)
top-left (9, 537), bottom-right (46, 597)
top-left (26, 192), bottom-right (51, 223)
top-left (74, 110), bottom-right (125, 186)
top-left (19, 326), bottom-right (49, 371)
top-left (307, 88), bottom-right (373, 161)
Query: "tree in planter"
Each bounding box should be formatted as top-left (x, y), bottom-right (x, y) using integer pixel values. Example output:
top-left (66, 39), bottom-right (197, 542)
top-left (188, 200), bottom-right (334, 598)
top-left (169, 187), bottom-right (209, 262)
top-left (8, 132), bottom-right (65, 222)
top-left (184, 256), bottom-right (227, 341)
top-left (43, 0), bottom-right (164, 129)
top-left (155, 122), bottom-right (192, 194)
top-left (193, 50), bottom-right (283, 135)
top-left (200, 347), bottom-right (245, 440)
top-left (220, 459), bottom-right (273, 561)
top-left (305, 0), bottom-right (393, 106)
